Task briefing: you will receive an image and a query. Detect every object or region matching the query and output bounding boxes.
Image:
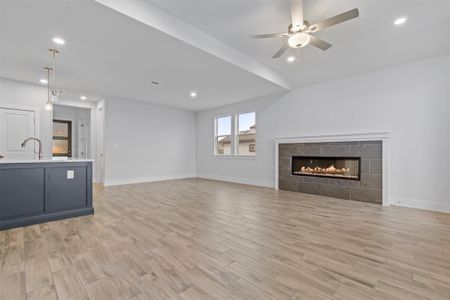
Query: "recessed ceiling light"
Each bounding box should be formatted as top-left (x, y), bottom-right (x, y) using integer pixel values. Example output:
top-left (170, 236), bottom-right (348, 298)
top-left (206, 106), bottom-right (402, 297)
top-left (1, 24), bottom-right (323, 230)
top-left (394, 17), bottom-right (407, 26)
top-left (80, 95), bottom-right (87, 100)
top-left (39, 78), bottom-right (48, 84)
top-left (189, 91), bottom-right (197, 98)
top-left (52, 37), bottom-right (65, 45)
top-left (287, 56), bottom-right (296, 63)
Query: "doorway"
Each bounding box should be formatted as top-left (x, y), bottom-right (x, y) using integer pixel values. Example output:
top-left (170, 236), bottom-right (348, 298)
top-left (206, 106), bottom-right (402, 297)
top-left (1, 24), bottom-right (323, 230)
top-left (52, 104), bottom-right (91, 160)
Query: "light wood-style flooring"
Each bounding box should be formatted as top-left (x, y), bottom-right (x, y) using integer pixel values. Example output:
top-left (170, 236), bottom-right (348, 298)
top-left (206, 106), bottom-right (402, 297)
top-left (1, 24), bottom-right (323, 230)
top-left (1, 178), bottom-right (450, 299)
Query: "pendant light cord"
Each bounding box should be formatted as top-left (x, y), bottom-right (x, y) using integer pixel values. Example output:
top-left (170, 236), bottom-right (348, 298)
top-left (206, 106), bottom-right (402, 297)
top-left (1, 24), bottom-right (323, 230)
top-left (47, 68), bottom-right (51, 104)
top-left (52, 50), bottom-right (56, 93)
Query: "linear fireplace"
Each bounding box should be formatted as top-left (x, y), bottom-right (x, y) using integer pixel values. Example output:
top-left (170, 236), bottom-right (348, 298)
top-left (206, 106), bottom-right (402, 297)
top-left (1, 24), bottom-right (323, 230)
top-left (291, 156), bottom-right (361, 181)
top-left (277, 137), bottom-right (387, 205)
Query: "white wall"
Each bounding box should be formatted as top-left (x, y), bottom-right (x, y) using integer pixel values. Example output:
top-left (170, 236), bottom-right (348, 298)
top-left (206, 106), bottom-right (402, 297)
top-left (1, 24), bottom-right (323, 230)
top-left (103, 97), bottom-right (196, 185)
top-left (0, 77), bottom-right (53, 158)
top-left (196, 54), bottom-right (450, 212)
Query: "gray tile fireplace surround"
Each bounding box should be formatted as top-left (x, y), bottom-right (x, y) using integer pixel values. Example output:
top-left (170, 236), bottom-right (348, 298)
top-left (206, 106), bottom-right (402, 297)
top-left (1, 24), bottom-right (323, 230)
top-left (278, 141), bottom-right (382, 204)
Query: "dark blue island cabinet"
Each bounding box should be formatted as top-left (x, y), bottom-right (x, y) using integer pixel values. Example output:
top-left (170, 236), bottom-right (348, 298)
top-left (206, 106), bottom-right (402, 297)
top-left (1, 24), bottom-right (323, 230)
top-left (0, 160), bottom-right (94, 230)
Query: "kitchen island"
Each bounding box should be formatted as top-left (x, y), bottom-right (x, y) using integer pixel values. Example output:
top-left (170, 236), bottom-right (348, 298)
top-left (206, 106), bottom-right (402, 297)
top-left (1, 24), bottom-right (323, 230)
top-left (0, 159), bottom-right (93, 230)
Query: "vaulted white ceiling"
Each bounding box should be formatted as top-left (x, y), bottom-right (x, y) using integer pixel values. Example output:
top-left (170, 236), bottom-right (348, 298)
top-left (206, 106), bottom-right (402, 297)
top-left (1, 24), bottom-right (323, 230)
top-left (148, 0), bottom-right (450, 89)
top-left (1, 0), bottom-right (449, 111)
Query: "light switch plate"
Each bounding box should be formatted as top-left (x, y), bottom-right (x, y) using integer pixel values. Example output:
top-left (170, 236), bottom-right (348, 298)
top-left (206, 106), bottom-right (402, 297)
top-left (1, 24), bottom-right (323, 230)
top-left (67, 170), bottom-right (75, 179)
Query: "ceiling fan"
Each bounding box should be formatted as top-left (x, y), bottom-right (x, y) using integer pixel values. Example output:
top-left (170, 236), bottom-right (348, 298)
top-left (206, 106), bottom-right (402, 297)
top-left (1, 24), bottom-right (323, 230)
top-left (250, 1), bottom-right (359, 58)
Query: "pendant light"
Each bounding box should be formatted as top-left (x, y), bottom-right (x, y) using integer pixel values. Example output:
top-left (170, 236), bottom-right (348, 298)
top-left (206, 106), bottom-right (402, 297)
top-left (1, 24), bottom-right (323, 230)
top-left (48, 48), bottom-right (61, 103)
top-left (44, 67), bottom-right (53, 111)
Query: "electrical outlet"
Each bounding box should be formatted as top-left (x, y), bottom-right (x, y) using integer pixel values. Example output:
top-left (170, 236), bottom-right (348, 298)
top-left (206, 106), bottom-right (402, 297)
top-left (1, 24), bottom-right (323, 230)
top-left (67, 170), bottom-right (74, 179)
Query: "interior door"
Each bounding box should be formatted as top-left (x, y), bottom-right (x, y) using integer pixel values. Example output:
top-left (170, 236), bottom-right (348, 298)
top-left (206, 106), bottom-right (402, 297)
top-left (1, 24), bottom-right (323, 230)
top-left (0, 108), bottom-right (35, 159)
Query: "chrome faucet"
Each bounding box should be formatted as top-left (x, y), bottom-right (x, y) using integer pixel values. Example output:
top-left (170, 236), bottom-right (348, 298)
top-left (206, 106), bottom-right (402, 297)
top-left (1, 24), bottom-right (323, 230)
top-left (21, 137), bottom-right (43, 160)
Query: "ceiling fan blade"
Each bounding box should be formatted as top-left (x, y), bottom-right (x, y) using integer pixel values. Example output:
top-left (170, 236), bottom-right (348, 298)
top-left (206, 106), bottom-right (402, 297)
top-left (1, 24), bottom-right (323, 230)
top-left (291, 0), bottom-right (304, 31)
top-left (249, 33), bottom-right (287, 39)
top-left (308, 35), bottom-right (332, 51)
top-left (272, 41), bottom-right (289, 58)
top-left (309, 8), bottom-right (359, 33)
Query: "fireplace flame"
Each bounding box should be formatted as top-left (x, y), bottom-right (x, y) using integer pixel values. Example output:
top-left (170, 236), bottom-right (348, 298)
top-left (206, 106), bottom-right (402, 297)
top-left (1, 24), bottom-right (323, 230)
top-left (299, 165), bottom-right (350, 176)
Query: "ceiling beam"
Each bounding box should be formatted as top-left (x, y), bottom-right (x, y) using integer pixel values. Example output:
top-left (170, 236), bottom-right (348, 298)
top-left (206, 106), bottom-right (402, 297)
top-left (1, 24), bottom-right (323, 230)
top-left (94, 0), bottom-right (291, 91)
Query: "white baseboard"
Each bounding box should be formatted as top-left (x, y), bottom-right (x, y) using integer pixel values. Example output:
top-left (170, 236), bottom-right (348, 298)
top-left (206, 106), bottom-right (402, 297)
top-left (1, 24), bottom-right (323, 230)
top-left (103, 174), bottom-right (195, 187)
top-left (390, 196), bottom-right (450, 213)
top-left (197, 173), bottom-right (274, 188)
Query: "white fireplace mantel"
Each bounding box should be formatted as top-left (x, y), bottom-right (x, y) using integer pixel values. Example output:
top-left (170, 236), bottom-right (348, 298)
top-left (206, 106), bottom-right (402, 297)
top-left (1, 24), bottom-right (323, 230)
top-left (274, 131), bottom-right (391, 206)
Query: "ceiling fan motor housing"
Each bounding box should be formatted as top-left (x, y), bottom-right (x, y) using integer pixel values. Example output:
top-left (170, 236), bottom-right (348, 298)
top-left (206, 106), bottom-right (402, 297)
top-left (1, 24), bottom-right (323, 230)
top-left (288, 21), bottom-right (309, 34)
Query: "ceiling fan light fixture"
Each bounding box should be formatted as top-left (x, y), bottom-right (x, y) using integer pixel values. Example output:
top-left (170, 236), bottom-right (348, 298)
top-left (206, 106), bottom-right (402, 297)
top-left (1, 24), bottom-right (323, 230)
top-left (288, 32), bottom-right (310, 48)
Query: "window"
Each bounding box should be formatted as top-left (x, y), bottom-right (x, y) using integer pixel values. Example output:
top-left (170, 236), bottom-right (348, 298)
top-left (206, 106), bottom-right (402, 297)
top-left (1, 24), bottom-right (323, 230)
top-left (236, 112), bottom-right (256, 156)
top-left (214, 112), bottom-right (256, 156)
top-left (52, 120), bottom-right (72, 157)
top-left (215, 115), bottom-right (232, 155)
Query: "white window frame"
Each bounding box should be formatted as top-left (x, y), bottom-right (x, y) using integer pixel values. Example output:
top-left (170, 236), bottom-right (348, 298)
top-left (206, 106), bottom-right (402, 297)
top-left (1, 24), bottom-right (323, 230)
top-left (214, 111), bottom-right (256, 158)
top-left (214, 114), bottom-right (233, 156)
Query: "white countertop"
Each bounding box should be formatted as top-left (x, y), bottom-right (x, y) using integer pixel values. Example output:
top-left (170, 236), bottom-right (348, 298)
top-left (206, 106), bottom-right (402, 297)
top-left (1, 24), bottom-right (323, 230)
top-left (0, 159), bottom-right (94, 164)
